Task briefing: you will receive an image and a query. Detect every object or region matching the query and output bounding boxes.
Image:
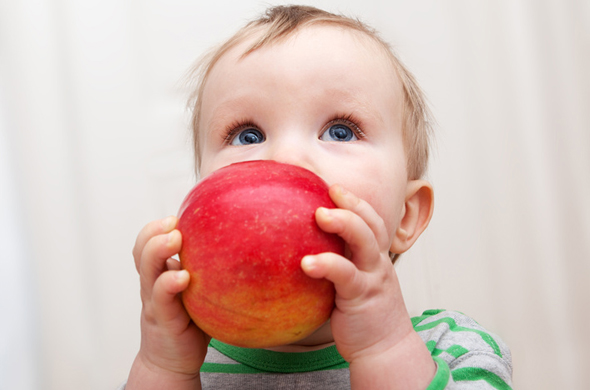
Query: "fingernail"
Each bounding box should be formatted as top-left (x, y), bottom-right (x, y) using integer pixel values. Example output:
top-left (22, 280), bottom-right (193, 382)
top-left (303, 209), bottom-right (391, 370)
top-left (176, 270), bottom-right (190, 284)
top-left (317, 207), bottom-right (332, 219)
top-left (301, 256), bottom-right (316, 271)
top-left (337, 185), bottom-right (358, 205)
top-left (336, 184), bottom-right (348, 195)
top-left (166, 230), bottom-right (178, 244)
top-left (162, 216), bottom-right (175, 231)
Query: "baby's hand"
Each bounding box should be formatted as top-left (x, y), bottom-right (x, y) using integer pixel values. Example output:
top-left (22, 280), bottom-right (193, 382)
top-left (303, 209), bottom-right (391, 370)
top-left (302, 185), bottom-right (435, 388)
top-left (302, 185), bottom-right (412, 359)
top-left (127, 217), bottom-right (209, 390)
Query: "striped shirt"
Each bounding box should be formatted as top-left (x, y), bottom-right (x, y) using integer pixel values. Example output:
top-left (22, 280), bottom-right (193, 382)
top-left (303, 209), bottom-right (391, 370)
top-left (199, 310), bottom-right (513, 389)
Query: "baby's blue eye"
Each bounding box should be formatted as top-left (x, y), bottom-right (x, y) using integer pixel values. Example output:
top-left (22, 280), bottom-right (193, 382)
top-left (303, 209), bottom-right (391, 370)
top-left (231, 128), bottom-right (265, 145)
top-left (320, 124), bottom-right (358, 142)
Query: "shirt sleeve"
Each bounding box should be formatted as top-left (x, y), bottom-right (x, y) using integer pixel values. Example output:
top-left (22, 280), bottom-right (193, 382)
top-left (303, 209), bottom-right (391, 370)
top-left (414, 310), bottom-right (513, 390)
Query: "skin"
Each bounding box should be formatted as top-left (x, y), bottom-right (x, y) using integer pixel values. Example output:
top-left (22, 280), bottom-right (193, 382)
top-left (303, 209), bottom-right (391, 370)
top-left (128, 25), bottom-right (436, 389)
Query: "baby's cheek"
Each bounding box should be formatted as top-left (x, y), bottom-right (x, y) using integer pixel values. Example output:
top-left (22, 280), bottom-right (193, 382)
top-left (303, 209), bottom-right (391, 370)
top-left (361, 183), bottom-right (404, 235)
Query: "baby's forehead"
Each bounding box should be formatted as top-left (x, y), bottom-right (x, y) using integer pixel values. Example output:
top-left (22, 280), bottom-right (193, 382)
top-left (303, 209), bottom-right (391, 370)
top-left (202, 25), bottom-right (403, 114)
top-left (219, 24), bottom-right (399, 80)
top-left (199, 24), bottom-right (405, 141)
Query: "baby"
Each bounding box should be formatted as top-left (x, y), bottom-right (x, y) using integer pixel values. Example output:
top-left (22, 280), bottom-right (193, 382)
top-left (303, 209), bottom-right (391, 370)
top-left (124, 5), bottom-right (512, 389)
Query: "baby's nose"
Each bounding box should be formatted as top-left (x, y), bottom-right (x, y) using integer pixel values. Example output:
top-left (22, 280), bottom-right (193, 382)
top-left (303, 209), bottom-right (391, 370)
top-left (264, 137), bottom-right (316, 174)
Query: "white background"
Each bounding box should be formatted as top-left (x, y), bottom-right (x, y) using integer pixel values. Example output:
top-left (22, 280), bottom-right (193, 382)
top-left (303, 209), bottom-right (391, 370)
top-left (0, 0), bottom-right (588, 389)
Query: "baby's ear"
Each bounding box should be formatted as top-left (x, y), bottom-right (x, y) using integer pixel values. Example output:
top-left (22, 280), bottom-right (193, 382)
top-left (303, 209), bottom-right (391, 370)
top-left (390, 180), bottom-right (434, 255)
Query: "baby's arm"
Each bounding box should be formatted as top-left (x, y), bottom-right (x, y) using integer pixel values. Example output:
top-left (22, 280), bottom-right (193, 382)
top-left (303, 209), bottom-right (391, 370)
top-left (302, 185), bottom-right (436, 389)
top-left (126, 217), bottom-right (209, 390)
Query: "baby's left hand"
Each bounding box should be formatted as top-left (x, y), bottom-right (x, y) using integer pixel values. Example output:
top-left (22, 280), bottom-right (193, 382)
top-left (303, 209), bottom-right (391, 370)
top-left (301, 184), bottom-right (414, 362)
top-left (302, 184), bottom-right (436, 388)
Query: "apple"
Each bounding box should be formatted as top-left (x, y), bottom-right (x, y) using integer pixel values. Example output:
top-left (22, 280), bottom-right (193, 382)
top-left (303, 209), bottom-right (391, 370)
top-left (177, 160), bottom-right (344, 348)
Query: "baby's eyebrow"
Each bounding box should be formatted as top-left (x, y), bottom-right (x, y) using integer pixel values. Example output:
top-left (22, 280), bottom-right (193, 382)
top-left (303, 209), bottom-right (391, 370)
top-left (326, 91), bottom-right (385, 127)
top-left (203, 87), bottom-right (387, 135)
top-left (204, 103), bottom-right (256, 140)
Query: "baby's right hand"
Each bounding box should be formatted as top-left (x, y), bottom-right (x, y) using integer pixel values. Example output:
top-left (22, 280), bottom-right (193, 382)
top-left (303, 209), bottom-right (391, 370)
top-left (126, 216), bottom-right (209, 389)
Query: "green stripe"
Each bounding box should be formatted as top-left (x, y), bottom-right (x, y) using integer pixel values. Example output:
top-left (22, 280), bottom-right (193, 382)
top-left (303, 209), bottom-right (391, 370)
top-left (412, 309), bottom-right (445, 327)
top-left (426, 340), bottom-right (437, 352)
top-left (415, 317), bottom-right (502, 358)
top-left (426, 339), bottom-right (471, 359)
top-left (452, 367), bottom-right (512, 390)
top-left (442, 344), bottom-right (469, 358)
top-left (209, 339), bottom-right (349, 373)
top-left (433, 345), bottom-right (469, 359)
top-left (200, 361), bottom-right (350, 374)
top-left (426, 356), bottom-right (450, 390)
top-left (201, 362), bottom-right (266, 374)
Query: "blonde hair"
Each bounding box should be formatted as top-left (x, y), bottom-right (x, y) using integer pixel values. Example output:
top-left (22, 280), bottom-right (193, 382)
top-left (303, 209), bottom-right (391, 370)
top-left (187, 5), bottom-right (433, 180)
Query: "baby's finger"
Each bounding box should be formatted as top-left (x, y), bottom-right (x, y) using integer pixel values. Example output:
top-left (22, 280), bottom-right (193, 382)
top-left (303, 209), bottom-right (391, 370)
top-left (166, 258), bottom-right (182, 271)
top-left (140, 230), bottom-right (183, 299)
top-left (133, 216), bottom-right (178, 272)
top-left (328, 185), bottom-right (390, 251)
top-left (301, 253), bottom-right (364, 300)
top-left (150, 269), bottom-right (191, 331)
top-left (315, 207), bottom-right (380, 272)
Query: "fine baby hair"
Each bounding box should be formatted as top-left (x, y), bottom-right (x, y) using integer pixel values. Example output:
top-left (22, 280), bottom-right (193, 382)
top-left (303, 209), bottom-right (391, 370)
top-left (186, 5), bottom-right (433, 180)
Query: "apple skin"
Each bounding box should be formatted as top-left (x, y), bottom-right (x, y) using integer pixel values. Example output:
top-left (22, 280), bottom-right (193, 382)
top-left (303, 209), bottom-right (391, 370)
top-left (178, 160), bottom-right (344, 348)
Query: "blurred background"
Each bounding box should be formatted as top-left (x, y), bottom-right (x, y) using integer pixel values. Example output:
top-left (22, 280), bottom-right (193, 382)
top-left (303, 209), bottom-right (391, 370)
top-left (0, 0), bottom-right (588, 389)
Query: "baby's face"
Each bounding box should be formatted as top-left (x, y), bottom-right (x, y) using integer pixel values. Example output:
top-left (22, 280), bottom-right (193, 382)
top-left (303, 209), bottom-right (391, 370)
top-left (198, 25), bottom-right (409, 246)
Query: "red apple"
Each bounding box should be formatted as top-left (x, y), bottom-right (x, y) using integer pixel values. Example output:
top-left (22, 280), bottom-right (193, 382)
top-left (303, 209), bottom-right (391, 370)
top-left (177, 160), bottom-right (344, 348)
